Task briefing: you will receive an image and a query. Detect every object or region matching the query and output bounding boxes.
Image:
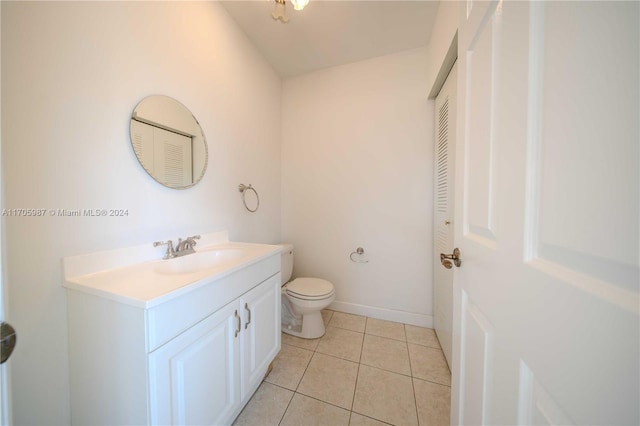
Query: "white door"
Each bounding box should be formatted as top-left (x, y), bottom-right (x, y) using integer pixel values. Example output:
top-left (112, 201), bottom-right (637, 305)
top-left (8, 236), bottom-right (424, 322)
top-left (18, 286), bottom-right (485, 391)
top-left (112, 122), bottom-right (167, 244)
top-left (451, 1), bottom-right (639, 425)
top-left (434, 62), bottom-right (457, 368)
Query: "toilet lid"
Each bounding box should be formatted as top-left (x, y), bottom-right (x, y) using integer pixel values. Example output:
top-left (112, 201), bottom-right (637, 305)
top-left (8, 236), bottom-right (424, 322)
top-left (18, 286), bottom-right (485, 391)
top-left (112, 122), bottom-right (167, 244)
top-left (286, 278), bottom-right (334, 298)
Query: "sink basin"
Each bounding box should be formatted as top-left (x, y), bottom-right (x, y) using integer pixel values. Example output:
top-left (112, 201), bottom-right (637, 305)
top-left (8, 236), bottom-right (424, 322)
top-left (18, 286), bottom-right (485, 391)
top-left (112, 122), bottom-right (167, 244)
top-left (155, 248), bottom-right (245, 275)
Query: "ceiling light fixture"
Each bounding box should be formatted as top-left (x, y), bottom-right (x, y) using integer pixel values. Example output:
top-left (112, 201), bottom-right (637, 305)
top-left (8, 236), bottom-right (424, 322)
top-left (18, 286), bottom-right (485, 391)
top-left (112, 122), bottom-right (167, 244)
top-left (289, 0), bottom-right (310, 11)
top-left (272, 0), bottom-right (308, 24)
top-left (271, 0), bottom-right (288, 23)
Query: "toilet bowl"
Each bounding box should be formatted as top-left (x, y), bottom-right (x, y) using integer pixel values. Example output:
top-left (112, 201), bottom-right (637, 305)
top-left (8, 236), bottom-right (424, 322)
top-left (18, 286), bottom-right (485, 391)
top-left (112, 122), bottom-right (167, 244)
top-left (280, 244), bottom-right (335, 339)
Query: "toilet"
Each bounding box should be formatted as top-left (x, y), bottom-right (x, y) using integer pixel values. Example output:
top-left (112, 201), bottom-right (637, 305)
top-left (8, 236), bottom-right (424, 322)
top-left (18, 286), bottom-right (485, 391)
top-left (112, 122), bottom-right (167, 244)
top-left (280, 244), bottom-right (335, 339)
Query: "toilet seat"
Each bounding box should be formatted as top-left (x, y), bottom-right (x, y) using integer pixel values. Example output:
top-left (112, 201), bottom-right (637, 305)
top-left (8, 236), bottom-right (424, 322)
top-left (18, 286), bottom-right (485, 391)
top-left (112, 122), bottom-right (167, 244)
top-left (285, 278), bottom-right (334, 300)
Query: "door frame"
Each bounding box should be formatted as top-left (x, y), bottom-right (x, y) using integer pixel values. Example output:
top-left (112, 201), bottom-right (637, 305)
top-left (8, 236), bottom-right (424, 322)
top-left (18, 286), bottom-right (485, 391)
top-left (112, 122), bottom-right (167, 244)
top-left (429, 24), bottom-right (460, 426)
top-left (433, 60), bottom-right (458, 369)
top-left (0, 3), bottom-right (12, 423)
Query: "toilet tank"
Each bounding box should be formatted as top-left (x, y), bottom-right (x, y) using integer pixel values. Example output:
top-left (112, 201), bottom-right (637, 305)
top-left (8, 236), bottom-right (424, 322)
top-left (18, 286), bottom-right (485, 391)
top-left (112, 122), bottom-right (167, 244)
top-left (280, 243), bottom-right (294, 285)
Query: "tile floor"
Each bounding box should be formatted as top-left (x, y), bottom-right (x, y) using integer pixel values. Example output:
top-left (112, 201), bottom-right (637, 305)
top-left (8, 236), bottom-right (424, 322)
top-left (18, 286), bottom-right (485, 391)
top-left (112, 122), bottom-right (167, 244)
top-left (233, 310), bottom-right (451, 426)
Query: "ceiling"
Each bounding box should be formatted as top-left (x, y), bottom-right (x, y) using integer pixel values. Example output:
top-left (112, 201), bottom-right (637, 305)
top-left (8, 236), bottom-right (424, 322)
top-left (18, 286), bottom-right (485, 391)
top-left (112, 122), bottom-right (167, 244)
top-left (220, 0), bottom-right (440, 77)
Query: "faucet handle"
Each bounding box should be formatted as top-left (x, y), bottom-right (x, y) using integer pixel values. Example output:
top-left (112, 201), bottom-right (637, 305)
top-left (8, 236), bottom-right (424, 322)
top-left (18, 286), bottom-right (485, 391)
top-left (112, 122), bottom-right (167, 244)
top-left (153, 240), bottom-right (175, 259)
top-left (187, 235), bottom-right (201, 249)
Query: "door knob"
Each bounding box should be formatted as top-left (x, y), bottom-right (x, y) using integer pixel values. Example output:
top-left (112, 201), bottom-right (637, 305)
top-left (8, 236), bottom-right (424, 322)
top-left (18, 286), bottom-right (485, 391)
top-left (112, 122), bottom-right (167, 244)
top-left (440, 248), bottom-right (461, 269)
top-left (0, 322), bottom-right (17, 364)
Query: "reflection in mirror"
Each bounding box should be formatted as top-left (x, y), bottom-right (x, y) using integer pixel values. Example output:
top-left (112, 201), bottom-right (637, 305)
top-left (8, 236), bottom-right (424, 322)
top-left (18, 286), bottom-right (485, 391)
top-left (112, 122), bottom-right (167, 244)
top-left (130, 95), bottom-right (208, 189)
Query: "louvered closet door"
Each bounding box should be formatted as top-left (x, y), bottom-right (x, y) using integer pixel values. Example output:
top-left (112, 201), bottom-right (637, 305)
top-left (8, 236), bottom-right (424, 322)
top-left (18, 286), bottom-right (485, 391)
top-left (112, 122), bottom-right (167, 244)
top-left (153, 127), bottom-right (193, 188)
top-left (433, 62), bottom-right (457, 368)
top-left (130, 119), bottom-right (155, 175)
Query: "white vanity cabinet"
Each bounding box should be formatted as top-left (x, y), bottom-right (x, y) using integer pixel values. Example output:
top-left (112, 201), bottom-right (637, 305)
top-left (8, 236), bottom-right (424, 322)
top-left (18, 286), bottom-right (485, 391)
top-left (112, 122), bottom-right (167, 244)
top-left (65, 244), bottom-right (281, 426)
top-left (150, 300), bottom-right (240, 425)
top-left (149, 274), bottom-right (280, 425)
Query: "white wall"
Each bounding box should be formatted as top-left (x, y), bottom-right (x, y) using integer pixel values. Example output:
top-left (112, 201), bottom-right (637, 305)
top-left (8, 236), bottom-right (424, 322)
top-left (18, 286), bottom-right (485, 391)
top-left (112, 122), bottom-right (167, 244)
top-left (426, 0), bottom-right (460, 97)
top-left (1, 2), bottom-right (281, 424)
top-left (281, 48), bottom-right (434, 326)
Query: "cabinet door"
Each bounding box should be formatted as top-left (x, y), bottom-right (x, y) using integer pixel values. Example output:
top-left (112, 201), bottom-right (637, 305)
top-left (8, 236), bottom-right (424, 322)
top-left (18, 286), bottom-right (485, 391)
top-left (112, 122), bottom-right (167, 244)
top-left (149, 301), bottom-right (241, 426)
top-left (240, 273), bottom-right (281, 398)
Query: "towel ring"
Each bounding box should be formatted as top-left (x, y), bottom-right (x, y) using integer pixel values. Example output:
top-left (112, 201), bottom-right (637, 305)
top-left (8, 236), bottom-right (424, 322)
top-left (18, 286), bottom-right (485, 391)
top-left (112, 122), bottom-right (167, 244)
top-left (238, 184), bottom-right (260, 212)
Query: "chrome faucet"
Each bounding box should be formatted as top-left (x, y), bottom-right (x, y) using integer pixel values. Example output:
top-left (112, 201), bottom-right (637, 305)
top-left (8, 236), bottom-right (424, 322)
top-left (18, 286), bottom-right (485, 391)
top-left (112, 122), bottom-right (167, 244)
top-left (153, 235), bottom-right (200, 259)
top-left (153, 240), bottom-right (176, 259)
top-left (174, 235), bottom-right (201, 257)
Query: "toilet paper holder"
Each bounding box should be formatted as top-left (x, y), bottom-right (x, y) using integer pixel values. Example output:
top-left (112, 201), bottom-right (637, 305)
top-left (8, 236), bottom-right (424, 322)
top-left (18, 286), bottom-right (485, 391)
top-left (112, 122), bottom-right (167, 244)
top-left (350, 247), bottom-right (369, 263)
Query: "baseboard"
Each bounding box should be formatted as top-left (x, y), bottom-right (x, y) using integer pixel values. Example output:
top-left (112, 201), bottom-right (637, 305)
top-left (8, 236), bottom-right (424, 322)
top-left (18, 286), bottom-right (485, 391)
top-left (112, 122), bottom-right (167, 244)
top-left (328, 301), bottom-right (433, 328)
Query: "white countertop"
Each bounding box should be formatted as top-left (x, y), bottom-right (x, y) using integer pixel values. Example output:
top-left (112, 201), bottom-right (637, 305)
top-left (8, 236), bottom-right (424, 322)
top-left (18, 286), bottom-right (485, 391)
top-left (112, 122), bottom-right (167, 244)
top-left (63, 233), bottom-right (281, 308)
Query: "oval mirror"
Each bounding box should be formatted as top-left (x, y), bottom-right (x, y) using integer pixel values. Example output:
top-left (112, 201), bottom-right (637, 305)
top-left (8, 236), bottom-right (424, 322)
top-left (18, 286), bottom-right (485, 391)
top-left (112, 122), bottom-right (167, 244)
top-left (130, 95), bottom-right (208, 189)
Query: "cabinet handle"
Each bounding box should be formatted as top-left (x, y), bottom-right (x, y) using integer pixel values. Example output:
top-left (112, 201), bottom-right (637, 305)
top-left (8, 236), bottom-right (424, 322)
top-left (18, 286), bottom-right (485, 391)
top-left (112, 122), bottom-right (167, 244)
top-left (234, 310), bottom-right (241, 338)
top-left (244, 303), bottom-right (251, 329)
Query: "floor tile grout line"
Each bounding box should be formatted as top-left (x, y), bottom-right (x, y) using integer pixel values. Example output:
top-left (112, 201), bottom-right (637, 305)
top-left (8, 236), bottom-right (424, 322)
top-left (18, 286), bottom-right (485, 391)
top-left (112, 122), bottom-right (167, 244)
top-left (298, 319), bottom-right (355, 413)
top-left (412, 376), bottom-right (452, 388)
top-left (294, 389), bottom-right (353, 412)
top-left (349, 317), bottom-right (398, 424)
top-left (327, 311), bottom-right (367, 334)
top-left (324, 324), bottom-right (366, 337)
top-left (314, 325), bottom-right (364, 364)
top-left (360, 359), bottom-right (419, 380)
top-left (292, 347), bottom-right (316, 392)
top-left (283, 336), bottom-right (450, 386)
top-left (285, 333), bottom-right (447, 381)
top-left (407, 331), bottom-right (415, 379)
top-left (326, 306), bottom-right (360, 425)
top-left (264, 376), bottom-right (409, 426)
top-left (264, 376), bottom-right (448, 426)
top-left (359, 317), bottom-right (367, 365)
top-left (407, 323), bottom-right (419, 426)
top-left (276, 387), bottom-right (295, 426)
top-left (355, 339), bottom-right (420, 426)
top-left (269, 341), bottom-right (315, 391)
top-left (350, 410), bottom-right (395, 426)
top-left (266, 380), bottom-right (299, 393)
top-left (277, 320), bottom-right (337, 426)
top-left (364, 331), bottom-right (409, 343)
top-left (410, 374), bottom-right (420, 426)
top-left (267, 313), bottom-right (449, 426)
top-left (280, 341), bottom-right (316, 353)
top-left (312, 349), bottom-right (360, 365)
top-left (349, 316), bottom-right (368, 414)
top-left (281, 351), bottom-right (451, 389)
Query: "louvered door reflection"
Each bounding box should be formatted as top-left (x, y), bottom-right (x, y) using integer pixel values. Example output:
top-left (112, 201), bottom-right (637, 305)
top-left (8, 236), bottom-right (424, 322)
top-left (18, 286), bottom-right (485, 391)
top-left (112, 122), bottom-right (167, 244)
top-left (153, 127), bottom-right (193, 188)
top-left (130, 120), bottom-right (193, 187)
top-left (130, 119), bottom-right (155, 174)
